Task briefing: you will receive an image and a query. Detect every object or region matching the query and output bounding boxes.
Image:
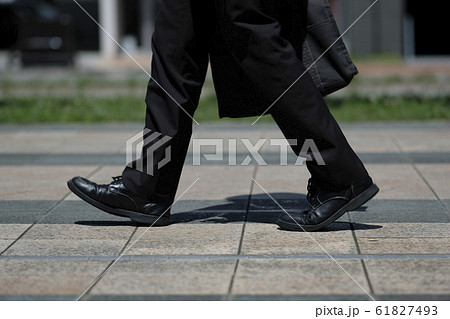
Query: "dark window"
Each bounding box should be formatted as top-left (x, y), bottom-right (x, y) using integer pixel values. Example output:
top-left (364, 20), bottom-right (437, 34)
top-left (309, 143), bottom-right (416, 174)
top-left (407, 0), bottom-right (450, 55)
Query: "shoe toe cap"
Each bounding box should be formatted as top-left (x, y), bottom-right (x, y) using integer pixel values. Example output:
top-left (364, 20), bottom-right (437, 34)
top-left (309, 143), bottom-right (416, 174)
top-left (69, 176), bottom-right (96, 193)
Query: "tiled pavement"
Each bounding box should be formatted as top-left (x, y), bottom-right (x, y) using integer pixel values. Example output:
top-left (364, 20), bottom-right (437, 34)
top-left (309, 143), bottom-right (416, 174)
top-left (0, 122), bottom-right (449, 301)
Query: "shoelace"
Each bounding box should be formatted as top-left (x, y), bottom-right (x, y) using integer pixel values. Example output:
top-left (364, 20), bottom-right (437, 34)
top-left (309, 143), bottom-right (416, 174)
top-left (111, 176), bottom-right (123, 184)
top-left (306, 178), bottom-right (319, 203)
top-left (306, 178), bottom-right (313, 193)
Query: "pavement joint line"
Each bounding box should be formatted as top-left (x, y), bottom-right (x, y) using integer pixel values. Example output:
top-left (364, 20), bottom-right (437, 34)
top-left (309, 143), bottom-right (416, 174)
top-left (226, 165), bottom-right (258, 300)
top-left (348, 214), bottom-right (376, 298)
top-left (2, 254), bottom-right (449, 261)
top-left (0, 164), bottom-right (106, 256)
top-left (390, 136), bottom-right (450, 217)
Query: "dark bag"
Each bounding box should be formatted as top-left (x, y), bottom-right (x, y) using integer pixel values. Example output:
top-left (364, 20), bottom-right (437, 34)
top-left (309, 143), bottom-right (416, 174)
top-left (302, 0), bottom-right (358, 96)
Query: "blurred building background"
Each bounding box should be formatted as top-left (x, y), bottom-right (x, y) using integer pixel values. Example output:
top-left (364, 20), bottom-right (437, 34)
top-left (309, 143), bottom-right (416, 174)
top-left (332, 0), bottom-right (450, 59)
top-left (0, 0), bottom-right (449, 68)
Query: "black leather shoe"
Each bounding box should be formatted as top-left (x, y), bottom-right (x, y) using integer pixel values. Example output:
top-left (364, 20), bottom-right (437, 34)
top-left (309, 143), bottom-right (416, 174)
top-left (67, 176), bottom-right (171, 226)
top-left (277, 176), bottom-right (379, 231)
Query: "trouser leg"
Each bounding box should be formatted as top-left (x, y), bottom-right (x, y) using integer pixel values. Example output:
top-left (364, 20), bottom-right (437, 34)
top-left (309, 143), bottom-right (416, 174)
top-left (122, 0), bottom-right (210, 202)
top-left (220, 0), bottom-right (368, 190)
top-left (271, 95), bottom-right (368, 190)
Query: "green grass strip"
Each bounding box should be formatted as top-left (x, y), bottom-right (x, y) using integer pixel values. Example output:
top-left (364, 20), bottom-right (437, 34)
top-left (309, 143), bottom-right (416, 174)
top-left (0, 94), bottom-right (449, 123)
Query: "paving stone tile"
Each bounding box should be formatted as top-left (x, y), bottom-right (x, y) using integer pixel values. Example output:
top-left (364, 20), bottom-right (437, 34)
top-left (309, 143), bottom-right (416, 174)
top-left (192, 126), bottom-right (264, 140)
top-left (357, 153), bottom-right (408, 164)
top-left (90, 260), bottom-right (235, 295)
top-left (40, 200), bottom-right (132, 225)
top-left (0, 131), bottom-right (76, 154)
top-left (0, 224), bottom-right (30, 239)
top-left (232, 259), bottom-right (369, 295)
top-left (352, 223), bottom-right (450, 238)
top-left (19, 224), bottom-right (135, 240)
top-left (53, 132), bottom-right (129, 154)
top-left (0, 240), bottom-right (14, 252)
top-left (0, 200), bottom-right (56, 213)
top-left (358, 237), bottom-right (450, 254)
top-left (0, 224), bottom-right (30, 251)
top-left (399, 152), bottom-right (450, 164)
top-left (365, 164), bottom-right (435, 200)
top-left (176, 165), bottom-right (255, 200)
top-left (132, 223), bottom-right (242, 239)
top-left (366, 260), bottom-right (450, 295)
top-left (349, 200), bottom-right (450, 223)
top-left (0, 260), bottom-right (109, 295)
top-left (124, 224), bottom-right (242, 255)
top-left (444, 200), bottom-right (450, 212)
top-left (184, 152), bottom-right (311, 166)
top-left (123, 237), bottom-right (240, 255)
top-left (3, 239), bottom-right (128, 256)
top-left (0, 200), bottom-right (57, 224)
top-left (240, 223), bottom-right (358, 255)
top-left (252, 165), bottom-right (311, 196)
top-left (0, 166), bottom-right (96, 200)
top-left (416, 164), bottom-right (450, 200)
top-left (189, 129), bottom-right (264, 154)
top-left (345, 131), bottom-right (399, 153)
top-left (392, 130), bottom-right (450, 152)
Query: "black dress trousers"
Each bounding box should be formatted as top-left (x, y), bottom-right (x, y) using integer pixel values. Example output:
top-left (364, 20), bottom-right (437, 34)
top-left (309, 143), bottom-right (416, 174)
top-left (122, 0), bottom-right (369, 202)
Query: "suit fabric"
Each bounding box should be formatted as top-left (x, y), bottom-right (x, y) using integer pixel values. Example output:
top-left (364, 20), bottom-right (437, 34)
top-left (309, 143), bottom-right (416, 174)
top-left (122, 0), bottom-right (368, 203)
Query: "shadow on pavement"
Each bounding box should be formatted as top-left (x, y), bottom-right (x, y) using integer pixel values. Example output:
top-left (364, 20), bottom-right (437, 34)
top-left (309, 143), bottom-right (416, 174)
top-left (173, 193), bottom-right (381, 232)
top-left (75, 192), bottom-right (381, 231)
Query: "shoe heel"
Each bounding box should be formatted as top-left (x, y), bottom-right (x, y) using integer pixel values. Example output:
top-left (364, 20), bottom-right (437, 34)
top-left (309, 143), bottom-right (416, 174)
top-left (347, 184), bottom-right (379, 211)
top-left (129, 210), bottom-right (171, 226)
top-left (130, 205), bottom-right (171, 226)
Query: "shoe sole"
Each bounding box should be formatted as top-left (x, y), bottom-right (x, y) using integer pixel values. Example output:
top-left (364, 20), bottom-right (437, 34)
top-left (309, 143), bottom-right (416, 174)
top-left (277, 183), bottom-right (379, 231)
top-left (67, 179), bottom-right (171, 226)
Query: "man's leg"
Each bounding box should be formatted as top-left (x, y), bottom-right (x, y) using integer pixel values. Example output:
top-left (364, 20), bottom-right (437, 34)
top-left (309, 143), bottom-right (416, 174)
top-left (219, 0), bottom-right (377, 230)
top-left (122, 0), bottom-right (211, 204)
top-left (220, 0), bottom-right (367, 189)
top-left (270, 81), bottom-right (369, 192)
top-left (68, 0), bottom-right (210, 225)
